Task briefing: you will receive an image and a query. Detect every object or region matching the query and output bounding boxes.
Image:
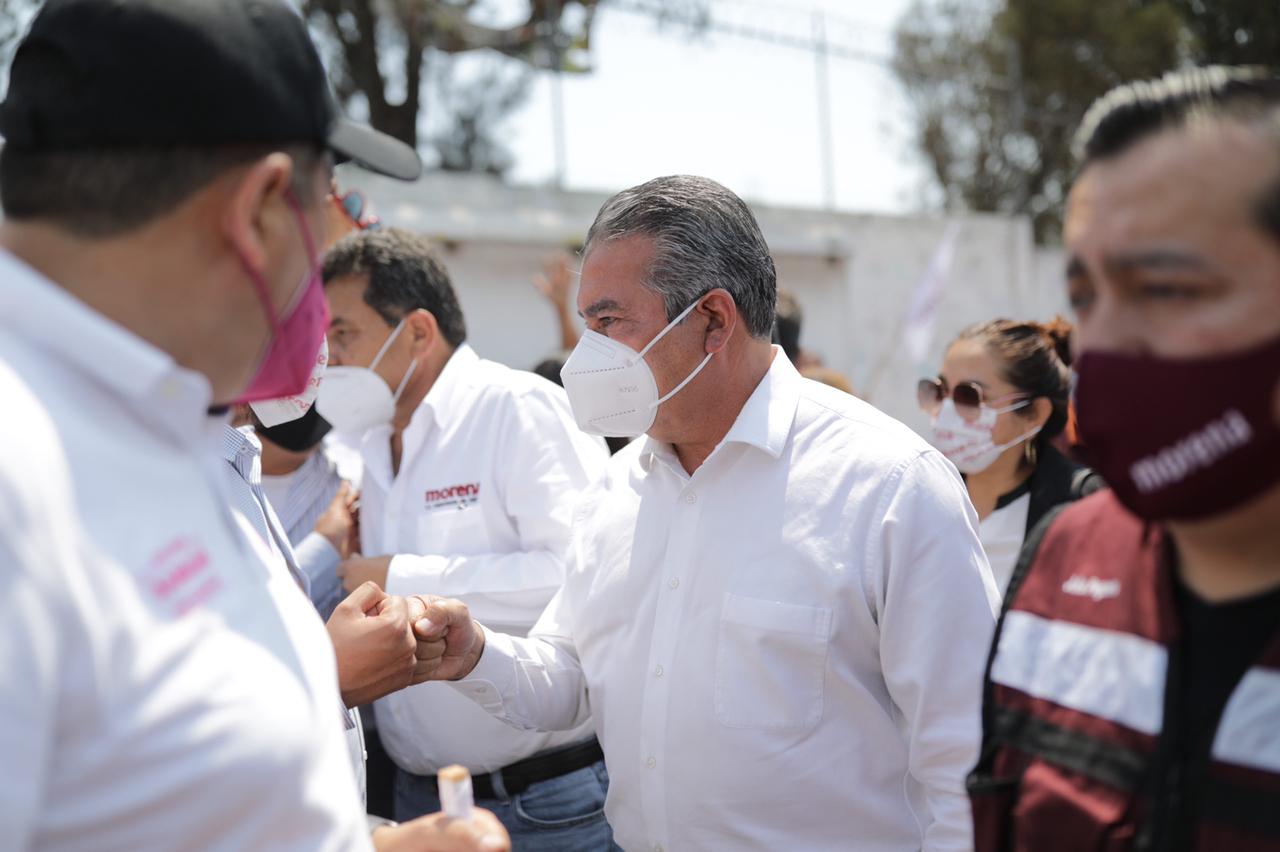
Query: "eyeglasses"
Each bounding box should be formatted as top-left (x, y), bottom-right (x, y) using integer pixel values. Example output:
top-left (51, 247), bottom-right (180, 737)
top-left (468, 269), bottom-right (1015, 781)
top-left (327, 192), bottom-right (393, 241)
top-left (332, 189), bottom-right (382, 231)
top-left (917, 377), bottom-right (1029, 421)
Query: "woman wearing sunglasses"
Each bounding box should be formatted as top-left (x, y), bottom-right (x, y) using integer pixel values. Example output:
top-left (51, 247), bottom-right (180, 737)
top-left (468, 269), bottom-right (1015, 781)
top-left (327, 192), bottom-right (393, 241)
top-left (918, 318), bottom-right (1102, 593)
top-left (324, 184), bottom-right (383, 245)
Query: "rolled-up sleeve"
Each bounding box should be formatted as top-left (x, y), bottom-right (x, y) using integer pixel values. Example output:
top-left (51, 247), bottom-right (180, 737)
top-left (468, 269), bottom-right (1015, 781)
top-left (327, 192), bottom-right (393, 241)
top-left (294, 531), bottom-right (342, 621)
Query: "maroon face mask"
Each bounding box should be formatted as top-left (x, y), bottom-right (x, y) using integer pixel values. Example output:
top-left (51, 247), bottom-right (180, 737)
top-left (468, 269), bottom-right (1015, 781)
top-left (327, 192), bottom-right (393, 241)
top-left (1074, 333), bottom-right (1280, 522)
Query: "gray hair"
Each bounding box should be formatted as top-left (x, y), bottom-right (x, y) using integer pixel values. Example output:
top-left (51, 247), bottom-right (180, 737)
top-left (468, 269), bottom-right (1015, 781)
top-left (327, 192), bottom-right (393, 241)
top-left (583, 175), bottom-right (777, 338)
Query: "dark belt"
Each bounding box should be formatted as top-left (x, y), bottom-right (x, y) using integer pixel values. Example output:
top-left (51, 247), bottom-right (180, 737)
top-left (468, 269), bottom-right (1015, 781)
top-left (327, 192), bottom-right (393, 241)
top-left (418, 738), bottom-right (603, 799)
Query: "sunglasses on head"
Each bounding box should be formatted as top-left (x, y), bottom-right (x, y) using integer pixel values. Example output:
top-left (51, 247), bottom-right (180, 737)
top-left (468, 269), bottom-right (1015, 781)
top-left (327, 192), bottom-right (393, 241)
top-left (332, 189), bottom-right (382, 231)
top-left (917, 377), bottom-right (1029, 421)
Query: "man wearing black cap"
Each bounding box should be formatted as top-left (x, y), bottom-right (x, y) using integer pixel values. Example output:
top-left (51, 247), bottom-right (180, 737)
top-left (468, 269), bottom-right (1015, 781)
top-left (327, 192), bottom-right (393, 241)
top-left (0, 1), bottom-right (506, 849)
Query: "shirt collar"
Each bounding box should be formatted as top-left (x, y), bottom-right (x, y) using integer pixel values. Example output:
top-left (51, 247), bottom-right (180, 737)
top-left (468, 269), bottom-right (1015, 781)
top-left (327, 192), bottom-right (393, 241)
top-left (993, 476), bottom-right (1033, 511)
top-left (364, 344), bottom-right (479, 486)
top-left (0, 249), bottom-right (214, 444)
top-left (418, 343), bottom-right (480, 430)
top-left (639, 345), bottom-right (800, 469)
top-left (221, 424), bottom-right (263, 486)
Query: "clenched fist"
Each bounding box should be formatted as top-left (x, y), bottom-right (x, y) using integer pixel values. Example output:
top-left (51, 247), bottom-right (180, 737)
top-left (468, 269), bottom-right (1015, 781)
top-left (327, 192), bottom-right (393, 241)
top-left (326, 582), bottom-right (416, 707)
top-left (406, 595), bottom-right (487, 682)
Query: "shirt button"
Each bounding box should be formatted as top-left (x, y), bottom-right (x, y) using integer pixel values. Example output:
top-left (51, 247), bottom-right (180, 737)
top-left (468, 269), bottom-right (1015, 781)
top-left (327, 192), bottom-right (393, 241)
top-left (654, 665), bottom-right (664, 678)
top-left (684, 492), bottom-right (697, 504)
top-left (668, 577), bottom-right (680, 589)
top-left (646, 756), bottom-right (657, 769)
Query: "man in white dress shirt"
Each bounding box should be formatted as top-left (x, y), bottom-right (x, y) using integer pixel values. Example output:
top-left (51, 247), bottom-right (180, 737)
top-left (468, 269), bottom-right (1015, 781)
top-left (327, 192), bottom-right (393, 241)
top-left (220, 415), bottom-right (423, 807)
top-left (413, 175), bottom-right (1002, 851)
top-left (251, 403), bottom-right (355, 618)
top-left (0, 1), bottom-right (507, 849)
top-left (316, 228), bottom-right (614, 848)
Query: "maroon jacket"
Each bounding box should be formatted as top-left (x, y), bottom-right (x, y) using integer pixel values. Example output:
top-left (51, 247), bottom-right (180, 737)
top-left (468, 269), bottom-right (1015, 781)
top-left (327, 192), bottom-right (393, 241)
top-left (968, 490), bottom-right (1280, 851)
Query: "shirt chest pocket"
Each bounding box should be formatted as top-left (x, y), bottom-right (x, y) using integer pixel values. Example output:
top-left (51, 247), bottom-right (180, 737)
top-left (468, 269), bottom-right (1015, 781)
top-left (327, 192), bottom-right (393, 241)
top-left (417, 505), bottom-right (487, 554)
top-left (714, 593), bottom-right (833, 731)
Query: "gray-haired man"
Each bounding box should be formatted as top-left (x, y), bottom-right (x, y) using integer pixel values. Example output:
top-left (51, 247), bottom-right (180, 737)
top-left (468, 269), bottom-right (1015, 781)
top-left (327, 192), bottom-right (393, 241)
top-left (409, 175), bottom-right (1001, 851)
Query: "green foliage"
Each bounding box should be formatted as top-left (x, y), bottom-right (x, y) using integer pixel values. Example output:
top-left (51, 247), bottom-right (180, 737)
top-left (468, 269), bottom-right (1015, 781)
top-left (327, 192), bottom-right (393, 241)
top-left (1171, 0), bottom-right (1280, 66)
top-left (894, 0), bottom-right (1275, 242)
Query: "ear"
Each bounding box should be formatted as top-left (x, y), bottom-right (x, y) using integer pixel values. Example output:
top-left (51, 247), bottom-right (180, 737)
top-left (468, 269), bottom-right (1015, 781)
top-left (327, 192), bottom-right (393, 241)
top-left (230, 404), bottom-right (256, 428)
top-left (405, 308), bottom-right (440, 356)
top-left (699, 289), bottom-right (738, 354)
top-left (1028, 396), bottom-right (1054, 431)
top-left (221, 153), bottom-right (295, 275)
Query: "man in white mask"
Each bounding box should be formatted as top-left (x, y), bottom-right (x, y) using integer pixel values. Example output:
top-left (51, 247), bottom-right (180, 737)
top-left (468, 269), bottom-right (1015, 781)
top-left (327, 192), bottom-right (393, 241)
top-left (409, 175), bottom-right (1002, 851)
top-left (243, 339), bottom-right (354, 619)
top-left (223, 340), bottom-right (411, 812)
top-left (315, 228), bottom-right (614, 848)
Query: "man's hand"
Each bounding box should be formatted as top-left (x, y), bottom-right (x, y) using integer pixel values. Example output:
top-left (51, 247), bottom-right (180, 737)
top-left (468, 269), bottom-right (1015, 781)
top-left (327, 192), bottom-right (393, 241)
top-left (339, 554), bottom-right (391, 593)
top-left (347, 494), bottom-right (361, 556)
top-left (533, 252), bottom-right (581, 352)
top-left (405, 595), bottom-right (448, 686)
top-left (407, 595), bottom-right (487, 682)
top-left (372, 809), bottom-right (509, 852)
top-left (315, 482), bottom-right (358, 558)
top-left (326, 582), bottom-right (416, 707)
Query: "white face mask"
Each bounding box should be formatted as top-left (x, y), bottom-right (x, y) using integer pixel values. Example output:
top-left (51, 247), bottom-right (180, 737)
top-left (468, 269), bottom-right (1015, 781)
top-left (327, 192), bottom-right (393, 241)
top-left (248, 338), bottom-right (328, 427)
top-left (930, 398), bottom-right (1042, 474)
top-left (560, 299), bottom-right (713, 438)
top-left (315, 319), bottom-right (417, 436)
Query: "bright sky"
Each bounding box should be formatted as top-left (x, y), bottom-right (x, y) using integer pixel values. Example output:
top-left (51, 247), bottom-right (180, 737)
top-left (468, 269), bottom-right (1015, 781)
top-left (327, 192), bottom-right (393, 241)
top-left (0, 0), bottom-right (926, 215)
top-left (498, 0), bottom-right (929, 215)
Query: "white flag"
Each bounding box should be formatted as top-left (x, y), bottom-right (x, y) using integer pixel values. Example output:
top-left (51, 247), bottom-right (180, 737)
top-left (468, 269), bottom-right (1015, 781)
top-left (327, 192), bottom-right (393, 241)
top-left (903, 223), bottom-right (961, 365)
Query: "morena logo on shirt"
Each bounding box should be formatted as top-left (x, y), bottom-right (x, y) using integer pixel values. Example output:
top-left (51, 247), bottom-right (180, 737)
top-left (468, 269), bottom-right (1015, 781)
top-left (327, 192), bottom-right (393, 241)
top-left (143, 535), bottom-right (223, 617)
top-left (424, 483), bottom-right (481, 512)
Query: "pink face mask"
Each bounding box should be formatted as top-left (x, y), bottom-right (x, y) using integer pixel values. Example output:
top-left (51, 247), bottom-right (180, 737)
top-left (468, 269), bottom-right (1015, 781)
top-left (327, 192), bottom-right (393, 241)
top-left (1073, 332), bottom-right (1280, 522)
top-left (234, 192), bottom-right (331, 404)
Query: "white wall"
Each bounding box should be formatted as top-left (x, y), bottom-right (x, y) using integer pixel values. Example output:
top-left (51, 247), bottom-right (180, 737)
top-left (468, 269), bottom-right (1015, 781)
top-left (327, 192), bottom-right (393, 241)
top-left (338, 168), bottom-right (1067, 434)
top-left (430, 240), bottom-right (579, 369)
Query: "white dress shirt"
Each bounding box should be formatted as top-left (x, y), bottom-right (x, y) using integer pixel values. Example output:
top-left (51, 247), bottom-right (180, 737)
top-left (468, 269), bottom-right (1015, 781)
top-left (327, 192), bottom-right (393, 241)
top-left (0, 251), bottom-right (368, 851)
top-left (359, 344), bottom-right (609, 774)
top-left (220, 425), bottom-right (311, 593)
top-left (261, 446), bottom-right (348, 618)
top-left (219, 425), bottom-right (367, 806)
top-left (456, 350), bottom-right (1000, 852)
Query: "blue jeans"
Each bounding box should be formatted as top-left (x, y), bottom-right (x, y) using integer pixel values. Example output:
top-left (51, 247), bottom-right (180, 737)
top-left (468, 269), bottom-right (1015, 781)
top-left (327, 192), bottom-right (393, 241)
top-left (394, 760), bottom-right (620, 852)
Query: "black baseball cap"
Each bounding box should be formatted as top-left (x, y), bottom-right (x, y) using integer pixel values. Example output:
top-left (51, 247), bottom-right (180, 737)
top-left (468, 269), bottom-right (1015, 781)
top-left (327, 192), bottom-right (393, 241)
top-left (0, 0), bottom-right (421, 181)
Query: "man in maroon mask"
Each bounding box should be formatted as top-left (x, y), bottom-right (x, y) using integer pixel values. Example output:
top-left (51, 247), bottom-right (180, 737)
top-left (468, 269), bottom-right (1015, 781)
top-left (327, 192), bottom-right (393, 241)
top-left (968, 67), bottom-right (1280, 851)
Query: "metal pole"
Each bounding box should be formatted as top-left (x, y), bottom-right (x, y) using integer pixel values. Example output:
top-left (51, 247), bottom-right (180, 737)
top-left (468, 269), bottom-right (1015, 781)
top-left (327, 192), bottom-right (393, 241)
top-left (1007, 38), bottom-right (1028, 213)
top-left (813, 10), bottom-right (836, 211)
top-left (549, 0), bottom-right (568, 189)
